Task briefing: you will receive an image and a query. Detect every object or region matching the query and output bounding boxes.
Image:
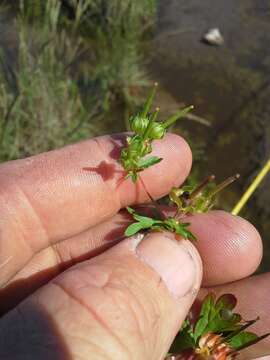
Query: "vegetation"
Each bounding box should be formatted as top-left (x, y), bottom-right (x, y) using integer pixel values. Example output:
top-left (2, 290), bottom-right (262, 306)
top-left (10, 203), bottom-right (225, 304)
top-left (0, 0), bottom-right (157, 161)
top-left (120, 83), bottom-right (193, 182)
top-left (167, 293), bottom-right (269, 359)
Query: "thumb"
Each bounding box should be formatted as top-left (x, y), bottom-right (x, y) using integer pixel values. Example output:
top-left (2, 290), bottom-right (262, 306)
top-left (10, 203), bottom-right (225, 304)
top-left (0, 232), bottom-right (202, 359)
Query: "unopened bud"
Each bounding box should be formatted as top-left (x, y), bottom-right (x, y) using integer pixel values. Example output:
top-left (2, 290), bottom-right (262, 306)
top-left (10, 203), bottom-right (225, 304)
top-left (130, 115), bottom-right (149, 135)
top-left (147, 121), bottom-right (166, 139)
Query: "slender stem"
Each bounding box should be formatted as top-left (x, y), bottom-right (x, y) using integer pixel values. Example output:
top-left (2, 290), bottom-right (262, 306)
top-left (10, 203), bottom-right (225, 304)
top-left (189, 175), bottom-right (215, 201)
top-left (208, 174), bottom-right (240, 198)
top-left (150, 107), bottom-right (160, 122)
top-left (138, 174), bottom-right (158, 205)
top-left (163, 105), bottom-right (194, 129)
top-left (141, 82), bottom-right (158, 118)
top-left (232, 159), bottom-right (270, 215)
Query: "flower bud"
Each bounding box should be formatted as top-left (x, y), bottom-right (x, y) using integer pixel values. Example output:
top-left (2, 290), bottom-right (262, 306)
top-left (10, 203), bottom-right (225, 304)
top-left (147, 121), bottom-right (165, 139)
top-left (130, 115), bottom-right (149, 135)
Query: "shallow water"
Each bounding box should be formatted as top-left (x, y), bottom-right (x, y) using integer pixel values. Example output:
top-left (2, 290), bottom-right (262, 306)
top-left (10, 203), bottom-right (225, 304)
top-left (151, 0), bottom-right (270, 272)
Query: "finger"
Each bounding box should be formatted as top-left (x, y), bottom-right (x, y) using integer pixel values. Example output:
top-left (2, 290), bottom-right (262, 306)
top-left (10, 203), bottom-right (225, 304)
top-left (0, 213), bottom-right (128, 314)
top-left (201, 273), bottom-right (270, 359)
top-left (0, 232), bottom-right (202, 359)
top-left (188, 210), bottom-right (262, 285)
top-left (0, 133), bottom-right (192, 284)
top-left (1, 209), bottom-right (261, 312)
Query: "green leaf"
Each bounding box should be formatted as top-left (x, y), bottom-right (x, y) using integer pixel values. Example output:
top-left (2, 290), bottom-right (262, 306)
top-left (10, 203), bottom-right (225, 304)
top-left (194, 293), bottom-right (242, 343)
top-left (137, 156), bottom-right (162, 169)
top-left (170, 320), bottom-right (196, 352)
top-left (125, 208), bottom-right (158, 236)
top-left (194, 293), bottom-right (215, 341)
top-left (124, 172), bottom-right (138, 183)
top-left (132, 214), bottom-right (156, 227)
top-left (131, 173), bottom-right (138, 182)
top-left (175, 222), bottom-right (197, 241)
top-left (141, 83), bottom-right (157, 118)
top-left (126, 207), bottom-right (135, 215)
top-left (125, 222), bottom-right (147, 236)
top-left (228, 331), bottom-right (258, 350)
top-left (163, 105), bottom-right (194, 128)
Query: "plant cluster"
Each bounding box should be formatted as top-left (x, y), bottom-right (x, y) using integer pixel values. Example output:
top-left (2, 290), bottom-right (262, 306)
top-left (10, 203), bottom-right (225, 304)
top-left (120, 83), bottom-right (193, 182)
top-left (62, 0), bottom-right (157, 110)
top-left (118, 87), bottom-right (269, 359)
top-left (166, 293), bottom-right (269, 359)
top-left (0, 0), bottom-right (158, 162)
top-left (125, 207), bottom-right (196, 240)
top-left (0, 0), bottom-right (96, 161)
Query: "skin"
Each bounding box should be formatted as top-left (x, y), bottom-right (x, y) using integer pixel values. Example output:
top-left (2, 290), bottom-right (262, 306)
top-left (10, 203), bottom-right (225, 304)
top-left (0, 133), bottom-right (268, 359)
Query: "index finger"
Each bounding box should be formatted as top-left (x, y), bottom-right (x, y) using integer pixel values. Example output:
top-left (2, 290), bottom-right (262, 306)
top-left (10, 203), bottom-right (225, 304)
top-left (0, 133), bottom-right (192, 284)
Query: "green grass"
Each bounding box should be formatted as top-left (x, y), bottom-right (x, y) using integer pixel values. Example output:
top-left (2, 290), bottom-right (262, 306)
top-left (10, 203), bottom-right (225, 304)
top-left (0, 0), bottom-right (95, 161)
top-left (0, 0), bottom-right (157, 161)
top-left (70, 0), bottom-right (157, 109)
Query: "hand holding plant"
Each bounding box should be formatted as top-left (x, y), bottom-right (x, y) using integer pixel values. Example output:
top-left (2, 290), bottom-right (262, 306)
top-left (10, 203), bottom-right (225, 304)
top-left (0, 131), bottom-right (267, 358)
top-left (119, 86), bottom-right (268, 358)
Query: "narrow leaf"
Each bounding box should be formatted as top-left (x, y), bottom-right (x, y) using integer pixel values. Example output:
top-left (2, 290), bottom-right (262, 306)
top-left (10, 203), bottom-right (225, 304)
top-left (228, 331), bottom-right (258, 349)
top-left (131, 173), bottom-right (138, 182)
top-left (141, 83), bottom-right (158, 117)
top-left (163, 105), bottom-right (194, 128)
top-left (137, 156), bottom-right (162, 169)
top-left (126, 207), bottom-right (135, 215)
top-left (132, 214), bottom-right (156, 227)
top-left (169, 320), bottom-right (196, 353)
top-left (194, 293), bottom-right (215, 341)
top-left (125, 222), bottom-right (146, 237)
top-left (232, 332), bottom-right (270, 351)
top-left (176, 223), bottom-right (197, 241)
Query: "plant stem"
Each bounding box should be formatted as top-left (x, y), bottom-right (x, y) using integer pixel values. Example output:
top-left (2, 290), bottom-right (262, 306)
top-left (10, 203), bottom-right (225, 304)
top-left (141, 82), bottom-right (158, 118)
top-left (189, 174), bottom-right (215, 201)
top-left (208, 174), bottom-right (240, 198)
top-left (232, 159), bottom-right (270, 216)
top-left (163, 105), bottom-right (194, 129)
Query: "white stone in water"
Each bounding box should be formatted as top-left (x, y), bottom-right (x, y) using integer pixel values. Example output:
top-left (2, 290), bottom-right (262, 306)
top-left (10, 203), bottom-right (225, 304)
top-left (203, 28), bottom-right (224, 46)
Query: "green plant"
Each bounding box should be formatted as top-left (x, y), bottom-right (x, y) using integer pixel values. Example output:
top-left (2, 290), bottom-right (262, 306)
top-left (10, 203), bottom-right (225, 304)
top-left (0, 0), bottom-right (160, 161)
top-left (63, 0), bottom-right (158, 110)
top-left (120, 84), bottom-right (193, 181)
top-left (0, 0), bottom-right (97, 161)
top-left (166, 293), bottom-right (270, 359)
top-left (125, 207), bottom-right (196, 240)
top-left (117, 91), bottom-right (269, 358)
top-left (169, 174), bottom-right (240, 215)
top-left (124, 174), bottom-right (240, 241)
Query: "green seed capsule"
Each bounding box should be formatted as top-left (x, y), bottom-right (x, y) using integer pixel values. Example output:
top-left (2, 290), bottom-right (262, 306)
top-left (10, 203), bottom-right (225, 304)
top-left (130, 115), bottom-right (149, 135)
top-left (147, 121), bottom-right (165, 140)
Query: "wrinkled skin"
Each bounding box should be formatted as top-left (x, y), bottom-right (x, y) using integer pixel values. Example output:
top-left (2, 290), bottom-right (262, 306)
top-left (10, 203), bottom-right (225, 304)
top-left (0, 133), bottom-right (268, 359)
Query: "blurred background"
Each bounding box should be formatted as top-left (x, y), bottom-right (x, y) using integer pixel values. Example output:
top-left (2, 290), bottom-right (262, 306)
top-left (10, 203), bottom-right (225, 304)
top-left (0, 0), bottom-right (269, 271)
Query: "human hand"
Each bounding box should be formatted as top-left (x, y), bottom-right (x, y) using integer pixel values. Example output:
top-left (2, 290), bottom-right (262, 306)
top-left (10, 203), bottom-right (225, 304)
top-left (0, 133), bottom-right (267, 359)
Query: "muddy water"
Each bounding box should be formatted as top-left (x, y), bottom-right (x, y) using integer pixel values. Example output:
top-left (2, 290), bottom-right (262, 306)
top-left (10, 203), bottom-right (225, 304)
top-left (151, 0), bottom-right (270, 272)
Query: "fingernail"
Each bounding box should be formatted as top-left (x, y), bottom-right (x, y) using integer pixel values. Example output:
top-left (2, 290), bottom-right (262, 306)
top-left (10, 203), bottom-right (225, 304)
top-left (136, 232), bottom-right (201, 299)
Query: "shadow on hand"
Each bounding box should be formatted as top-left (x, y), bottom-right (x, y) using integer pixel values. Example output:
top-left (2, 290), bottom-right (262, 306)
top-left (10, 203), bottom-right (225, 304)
top-left (82, 134), bottom-right (128, 182)
top-left (108, 133), bottom-right (127, 161)
top-left (0, 212), bottom-right (131, 316)
top-left (0, 301), bottom-right (71, 360)
top-left (83, 161), bottom-right (125, 182)
top-left (0, 205), bottom-right (171, 317)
